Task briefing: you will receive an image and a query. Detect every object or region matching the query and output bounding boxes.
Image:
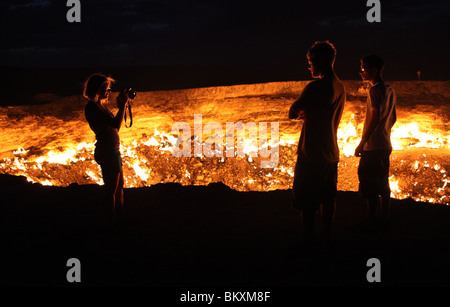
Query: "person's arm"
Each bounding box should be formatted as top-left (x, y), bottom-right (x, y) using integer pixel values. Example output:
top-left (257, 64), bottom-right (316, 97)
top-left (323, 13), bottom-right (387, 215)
top-left (288, 83), bottom-right (313, 119)
top-left (355, 108), bottom-right (379, 156)
top-left (289, 100), bottom-right (305, 119)
top-left (111, 90), bottom-right (129, 130)
top-left (355, 87), bottom-right (381, 156)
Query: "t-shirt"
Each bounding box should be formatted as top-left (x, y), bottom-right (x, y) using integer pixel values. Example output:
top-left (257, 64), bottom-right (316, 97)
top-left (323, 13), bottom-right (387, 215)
top-left (84, 100), bottom-right (120, 152)
top-left (289, 73), bottom-right (346, 163)
top-left (362, 81), bottom-right (397, 151)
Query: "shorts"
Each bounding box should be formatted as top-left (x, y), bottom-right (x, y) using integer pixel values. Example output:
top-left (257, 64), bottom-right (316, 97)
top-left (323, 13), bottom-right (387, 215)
top-left (94, 148), bottom-right (123, 180)
top-left (291, 158), bottom-right (338, 211)
top-left (358, 149), bottom-right (391, 199)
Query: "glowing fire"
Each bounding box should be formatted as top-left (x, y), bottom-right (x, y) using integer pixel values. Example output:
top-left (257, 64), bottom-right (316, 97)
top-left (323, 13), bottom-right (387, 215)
top-left (0, 81), bottom-right (449, 205)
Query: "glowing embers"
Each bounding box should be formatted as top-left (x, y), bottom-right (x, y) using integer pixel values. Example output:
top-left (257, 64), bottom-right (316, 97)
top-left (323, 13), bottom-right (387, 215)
top-left (122, 131), bottom-right (291, 190)
top-left (389, 151), bottom-right (450, 205)
top-left (336, 111), bottom-right (450, 157)
top-left (337, 113), bottom-right (359, 157)
top-left (392, 122), bottom-right (449, 150)
top-left (1, 129), bottom-right (448, 205)
top-left (0, 143), bottom-right (100, 186)
top-left (170, 114), bottom-right (280, 168)
top-left (0, 106), bottom-right (449, 205)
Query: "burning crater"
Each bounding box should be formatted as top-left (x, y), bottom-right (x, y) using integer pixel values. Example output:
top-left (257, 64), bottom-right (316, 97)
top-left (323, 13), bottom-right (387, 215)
top-left (0, 81), bottom-right (449, 205)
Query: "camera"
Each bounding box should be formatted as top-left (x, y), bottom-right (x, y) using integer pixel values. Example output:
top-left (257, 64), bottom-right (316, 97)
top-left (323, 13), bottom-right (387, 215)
top-left (125, 87), bottom-right (137, 100)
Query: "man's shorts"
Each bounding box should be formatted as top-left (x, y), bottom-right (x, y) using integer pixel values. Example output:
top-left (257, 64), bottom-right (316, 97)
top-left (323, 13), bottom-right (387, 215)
top-left (94, 148), bottom-right (123, 181)
top-left (291, 158), bottom-right (338, 211)
top-left (358, 149), bottom-right (391, 199)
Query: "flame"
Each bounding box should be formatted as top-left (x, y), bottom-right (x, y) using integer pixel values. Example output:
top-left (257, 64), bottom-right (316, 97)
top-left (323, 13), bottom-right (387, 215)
top-left (1, 119), bottom-right (448, 205)
top-left (389, 175), bottom-right (401, 198)
top-left (337, 113), bottom-right (359, 157)
top-left (0, 81), bottom-right (449, 205)
top-left (391, 122), bottom-right (449, 150)
top-left (36, 149), bottom-right (77, 164)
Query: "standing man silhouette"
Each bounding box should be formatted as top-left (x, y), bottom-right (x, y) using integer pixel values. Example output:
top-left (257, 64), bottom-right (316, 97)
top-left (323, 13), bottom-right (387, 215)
top-left (289, 41), bottom-right (346, 244)
top-left (355, 54), bottom-right (397, 227)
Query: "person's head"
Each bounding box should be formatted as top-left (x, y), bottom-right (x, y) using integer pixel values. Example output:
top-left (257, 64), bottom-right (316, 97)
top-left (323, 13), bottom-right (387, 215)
top-left (360, 54), bottom-right (384, 83)
top-left (83, 73), bottom-right (116, 102)
top-left (307, 40), bottom-right (337, 78)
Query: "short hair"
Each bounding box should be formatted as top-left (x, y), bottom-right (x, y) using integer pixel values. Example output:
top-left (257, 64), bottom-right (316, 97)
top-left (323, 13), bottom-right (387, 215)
top-left (83, 73), bottom-right (115, 100)
top-left (307, 40), bottom-right (337, 67)
top-left (361, 54), bottom-right (384, 70)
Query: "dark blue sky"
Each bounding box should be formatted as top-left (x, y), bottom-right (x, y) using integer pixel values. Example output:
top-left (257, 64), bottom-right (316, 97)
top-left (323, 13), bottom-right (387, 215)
top-left (1, 0), bottom-right (449, 80)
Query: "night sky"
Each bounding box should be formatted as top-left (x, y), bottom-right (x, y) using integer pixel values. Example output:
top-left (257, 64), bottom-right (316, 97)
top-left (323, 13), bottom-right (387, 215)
top-left (1, 0), bottom-right (449, 86)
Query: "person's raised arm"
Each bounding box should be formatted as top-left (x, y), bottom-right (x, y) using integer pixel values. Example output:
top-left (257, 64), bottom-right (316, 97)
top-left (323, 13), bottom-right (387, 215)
top-left (112, 89), bottom-right (129, 130)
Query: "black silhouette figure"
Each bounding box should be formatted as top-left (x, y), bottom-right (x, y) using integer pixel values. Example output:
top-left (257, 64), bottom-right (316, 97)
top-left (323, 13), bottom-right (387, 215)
top-left (83, 73), bottom-right (129, 228)
top-left (355, 55), bottom-right (397, 228)
top-left (289, 41), bottom-right (346, 244)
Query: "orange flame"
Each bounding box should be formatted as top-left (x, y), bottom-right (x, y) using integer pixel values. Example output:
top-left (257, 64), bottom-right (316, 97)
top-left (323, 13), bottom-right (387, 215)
top-left (0, 81), bottom-right (449, 205)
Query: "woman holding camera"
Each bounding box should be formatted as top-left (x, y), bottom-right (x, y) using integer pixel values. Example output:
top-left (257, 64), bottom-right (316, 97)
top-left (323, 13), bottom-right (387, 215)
top-left (83, 73), bottom-right (129, 228)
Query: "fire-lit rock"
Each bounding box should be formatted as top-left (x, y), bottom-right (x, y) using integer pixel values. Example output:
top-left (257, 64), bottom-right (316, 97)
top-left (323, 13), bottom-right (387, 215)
top-left (0, 81), bottom-right (449, 205)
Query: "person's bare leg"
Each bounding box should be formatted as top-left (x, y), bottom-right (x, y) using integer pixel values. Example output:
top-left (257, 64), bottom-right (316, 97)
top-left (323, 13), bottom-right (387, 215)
top-left (103, 172), bottom-right (120, 228)
top-left (115, 171), bottom-right (125, 224)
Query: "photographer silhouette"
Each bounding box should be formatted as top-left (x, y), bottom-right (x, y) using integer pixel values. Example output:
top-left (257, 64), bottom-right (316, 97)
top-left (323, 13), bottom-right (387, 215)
top-left (83, 73), bottom-right (130, 228)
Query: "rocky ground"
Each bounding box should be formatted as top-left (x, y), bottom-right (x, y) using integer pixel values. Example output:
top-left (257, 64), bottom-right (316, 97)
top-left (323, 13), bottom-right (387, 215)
top-left (1, 174), bottom-right (450, 291)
